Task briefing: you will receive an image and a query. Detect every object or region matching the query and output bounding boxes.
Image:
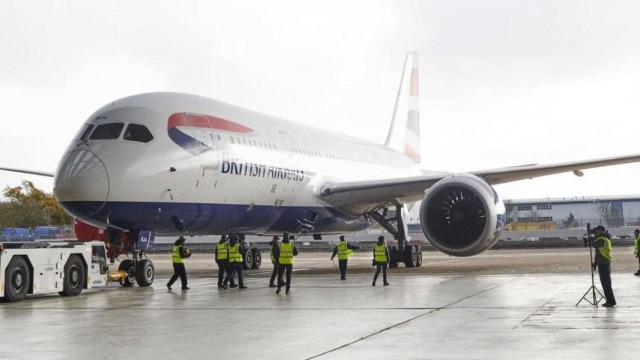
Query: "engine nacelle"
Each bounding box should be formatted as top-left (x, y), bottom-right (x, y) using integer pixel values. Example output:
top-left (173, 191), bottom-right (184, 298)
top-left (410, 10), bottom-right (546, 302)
top-left (419, 174), bottom-right (504, 257)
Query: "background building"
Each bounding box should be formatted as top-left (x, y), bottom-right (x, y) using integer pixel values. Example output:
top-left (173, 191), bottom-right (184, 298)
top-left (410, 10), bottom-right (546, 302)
top-left (503, 195), bottom-right (640, 230)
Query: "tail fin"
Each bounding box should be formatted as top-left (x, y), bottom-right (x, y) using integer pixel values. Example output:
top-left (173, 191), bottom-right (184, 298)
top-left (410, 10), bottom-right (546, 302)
top-left (385, 52), bottom-right (421, 164)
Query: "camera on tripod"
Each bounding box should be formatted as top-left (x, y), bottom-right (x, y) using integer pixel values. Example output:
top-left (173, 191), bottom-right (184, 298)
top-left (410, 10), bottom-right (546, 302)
top-left (576, 222), bottom-right (606, 306)
top-left (583, 227), bottom-right (595, 247)
top-left (583, 224), bottom-right (605, 247)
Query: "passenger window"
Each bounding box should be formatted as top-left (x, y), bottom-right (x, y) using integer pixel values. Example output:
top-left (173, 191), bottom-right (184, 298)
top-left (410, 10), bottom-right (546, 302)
top-left (123, 123), bottom-right (154, 143)
top-left (89, 123), bottom-right (124, 140)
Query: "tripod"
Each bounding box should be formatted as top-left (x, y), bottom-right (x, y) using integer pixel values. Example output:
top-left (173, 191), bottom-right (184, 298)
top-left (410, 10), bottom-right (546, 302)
top-left (576, 223), bottom-right (605, 307)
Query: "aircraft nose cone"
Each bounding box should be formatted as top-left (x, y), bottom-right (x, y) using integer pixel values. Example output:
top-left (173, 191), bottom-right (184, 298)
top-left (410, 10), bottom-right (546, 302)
top-left (54, 149), bottom-right (110, 217)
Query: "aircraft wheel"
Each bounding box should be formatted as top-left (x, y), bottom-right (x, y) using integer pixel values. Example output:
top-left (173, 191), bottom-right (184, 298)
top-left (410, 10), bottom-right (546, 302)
top-left (415, 246), bottom-right (423, 267)
top-left (4, 256), bottom-right (30, 302)
top-left (251, 249), bottom-right (261, 269)
top-left (404, 246), bottom-right (417, 268)
top-left (388, 246), bottom-right (398, 268)
top-left (119, 259), bottom-right (137, 287)
top-left (136, 259), bottom-right (154, 287)
top-left (243, 249), bottom-right (253, 270)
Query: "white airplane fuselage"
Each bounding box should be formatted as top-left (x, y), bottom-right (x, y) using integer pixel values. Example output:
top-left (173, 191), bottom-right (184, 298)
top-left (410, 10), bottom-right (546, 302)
top-left (55, 92), bottom-right (422, 236)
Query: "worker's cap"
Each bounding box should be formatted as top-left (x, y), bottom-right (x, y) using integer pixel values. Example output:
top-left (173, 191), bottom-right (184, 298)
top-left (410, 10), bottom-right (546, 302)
top-left (377, 236), bottom-right (385, 242)
top-left (339, 235), bottom-right (345, 241)
top-left (592, 225), bottom-right (606, 233)
top-left (178, 236), bottom-right (186, 242)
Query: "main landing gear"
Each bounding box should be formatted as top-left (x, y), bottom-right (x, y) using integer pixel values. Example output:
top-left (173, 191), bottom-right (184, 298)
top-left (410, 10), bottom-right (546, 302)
top-left (367, 203), bottom-right (423, 268)
top-left (241, 238), bottom-right (262, 270)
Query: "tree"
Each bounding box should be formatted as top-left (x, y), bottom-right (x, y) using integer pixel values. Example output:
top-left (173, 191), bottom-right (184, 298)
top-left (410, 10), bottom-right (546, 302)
top-left (561, 213), bottom-right (578, 228)
top-left (0, 181), bottom-right (72, 227)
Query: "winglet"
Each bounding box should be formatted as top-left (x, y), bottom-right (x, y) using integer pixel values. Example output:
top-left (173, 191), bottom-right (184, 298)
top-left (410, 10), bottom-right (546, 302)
top-left (385, 52), bottom-right (421, 164)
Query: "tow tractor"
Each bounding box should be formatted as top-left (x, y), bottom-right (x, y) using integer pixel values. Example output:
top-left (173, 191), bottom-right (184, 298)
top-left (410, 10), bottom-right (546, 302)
top-left (0, 241), bottom-right (130, 302)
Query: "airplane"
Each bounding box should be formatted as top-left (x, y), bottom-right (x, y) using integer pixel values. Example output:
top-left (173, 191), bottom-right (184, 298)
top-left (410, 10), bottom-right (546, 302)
top-left (3, 52), bottom-right (640, 286)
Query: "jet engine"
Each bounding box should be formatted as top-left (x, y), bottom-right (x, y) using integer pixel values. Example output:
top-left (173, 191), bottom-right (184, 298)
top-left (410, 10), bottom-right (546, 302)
top-left (419, 174), bottom-right (504, 257)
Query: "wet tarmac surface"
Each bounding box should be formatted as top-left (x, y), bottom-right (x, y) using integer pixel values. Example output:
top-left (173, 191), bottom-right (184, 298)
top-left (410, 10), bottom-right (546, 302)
top-left (2, 249), bottom-right (640, 359)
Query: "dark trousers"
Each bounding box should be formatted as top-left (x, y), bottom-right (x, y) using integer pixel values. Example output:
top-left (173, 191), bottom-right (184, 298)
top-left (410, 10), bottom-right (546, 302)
top-left (167, 263), bottom-right (187, 288)
top-left (216, 260), bottom-right (228, 287)
top-left (338, 259), bottom-right (348, 279)
top-left (269, 262), bottom-right (278, 286)
top-left (598, 263), bottom-right (616, 305)
top-left (637, 256), bottom-right (640, 271)
top-left (277, 264), bottom-right (293, 291)
top-left (373, 263), bottom-right (388, 284)
top-left (224, 263), bottom-right (243, 287)
top-left (222, 262), bottom-right (236, 287)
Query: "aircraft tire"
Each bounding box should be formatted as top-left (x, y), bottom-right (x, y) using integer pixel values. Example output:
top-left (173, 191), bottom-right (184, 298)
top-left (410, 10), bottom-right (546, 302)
top-left (251, 249), bottom-right (261, 269)
top-left (404, 246), bottom-right (417, 268)
top-left (119, 259), bottom-right (136, 287)
top-left (388, 246), bottom-right (398, 268)
top-left (135, 259), bottom-right (154, 287)
top-left (415, 246), bottom-right (423, 267)
top-left (243, 249), bottom-right (253, 270)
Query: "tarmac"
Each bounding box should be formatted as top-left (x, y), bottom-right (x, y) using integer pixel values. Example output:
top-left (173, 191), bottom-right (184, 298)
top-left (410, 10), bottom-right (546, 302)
top-left (2, 248), bottom-right (640, 359)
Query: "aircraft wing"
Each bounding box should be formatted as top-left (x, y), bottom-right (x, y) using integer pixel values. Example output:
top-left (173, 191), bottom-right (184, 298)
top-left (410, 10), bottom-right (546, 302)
top-left (473, 154), bottom-right (640, 184)
top-left (0, 167), bottom-right (54, 177)
top-left (319, 153), bottom-right (640, 213)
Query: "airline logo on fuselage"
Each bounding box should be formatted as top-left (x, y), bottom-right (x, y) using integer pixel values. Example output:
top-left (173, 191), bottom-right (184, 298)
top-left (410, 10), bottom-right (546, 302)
top-left (167, 112), bottom-right (253, 154)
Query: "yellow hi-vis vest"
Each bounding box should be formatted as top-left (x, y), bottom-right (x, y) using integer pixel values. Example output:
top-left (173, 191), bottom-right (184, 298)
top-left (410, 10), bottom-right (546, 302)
top-left (172, 245), bottom-right (183, 264)
top-left (374, 243), bottom-right (387, 263)
top-left (216, 242), bottom-right (228, 261)
top-left (337, 240), bottom-right (353, 260)
top-left (634, 235), bottom-right (640, 256)
top-left (596, 236), bottom-right (612, 262)
top-left (279, 242), bottom-right (294, 265)
top-left (228, 243), bottom-right (242, 263)
top-left (270, 243), bottom-right (278, 263)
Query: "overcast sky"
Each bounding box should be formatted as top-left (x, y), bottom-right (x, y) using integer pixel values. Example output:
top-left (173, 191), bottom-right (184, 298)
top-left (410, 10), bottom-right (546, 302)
top-left (1, 0), bottom-right (639, 201)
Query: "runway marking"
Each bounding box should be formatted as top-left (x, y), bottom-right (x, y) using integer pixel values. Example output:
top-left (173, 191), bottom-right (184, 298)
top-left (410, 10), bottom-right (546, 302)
top-left (305, 276), bottom-right (520, 360)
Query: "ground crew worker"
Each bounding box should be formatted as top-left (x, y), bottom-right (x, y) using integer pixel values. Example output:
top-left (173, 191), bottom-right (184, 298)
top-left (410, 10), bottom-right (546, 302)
top-left (276, 233), bottom-right (298, 295)
top-left (634, 229), bottom-right (640, 276)
top-left (224, 234), bottom-right (247, 289)
top-left (592, 225), bottom-right (616, 307)
top-left (372, 236), bottom-right (390, 286)
top-left (167, 236), bottom-right (191, 291)
top-left (215, 235), bottom-right (233, 289)
top-left (269, 235), bottom-right (280, 287)
top-left (330, 235), bottom-right (359, 280)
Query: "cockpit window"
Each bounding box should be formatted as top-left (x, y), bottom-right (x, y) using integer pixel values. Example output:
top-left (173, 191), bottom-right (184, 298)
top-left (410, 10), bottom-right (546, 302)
top-left (89, 123), bottom-right (124, 140)
top-left (123, 123), bottom-right (154, 143)
top-left (74, 124), bottom-right (95, 141)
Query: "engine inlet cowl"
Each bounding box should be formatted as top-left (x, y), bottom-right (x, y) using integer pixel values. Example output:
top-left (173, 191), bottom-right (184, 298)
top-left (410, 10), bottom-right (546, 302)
top-left (419, 174), bottom-right (503, 257)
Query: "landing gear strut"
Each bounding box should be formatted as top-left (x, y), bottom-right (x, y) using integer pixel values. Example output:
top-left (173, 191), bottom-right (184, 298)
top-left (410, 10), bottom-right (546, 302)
top-left (367, 203), bottom-right (422, 268)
